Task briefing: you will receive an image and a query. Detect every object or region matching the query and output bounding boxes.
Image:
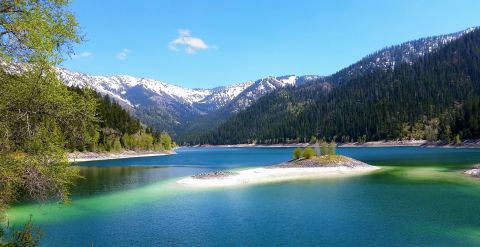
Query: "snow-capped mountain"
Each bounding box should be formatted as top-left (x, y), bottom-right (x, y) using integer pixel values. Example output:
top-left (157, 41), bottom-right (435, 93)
top-left (327, 27), bottom-right (478, 84)
top-left (56, 27), bottom-right (476, 137)
top-left (225, 75), bottom-right (322, 113)
top-left (57, 67), bottom-right (318, 134)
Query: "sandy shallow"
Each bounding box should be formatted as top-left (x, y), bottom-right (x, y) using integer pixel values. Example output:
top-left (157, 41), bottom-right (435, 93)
top-left (177, 165), bottom-right (380, 188)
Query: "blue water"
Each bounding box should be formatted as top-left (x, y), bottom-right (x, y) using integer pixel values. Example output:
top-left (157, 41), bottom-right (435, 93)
top-left (8, 147), bottom-right (480, 246)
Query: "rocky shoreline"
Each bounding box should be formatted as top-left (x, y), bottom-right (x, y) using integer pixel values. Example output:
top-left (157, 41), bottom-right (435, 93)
top-left (464, 165), bottom-right (480, 177)
top-left (192, 171), bottom-right (239, 179)
top-left (193, 139), bottom-right (480, 148)
top-left (68, 150), bottom-right (175, 162)
top-left (271, 156), bottom-right (371, 168)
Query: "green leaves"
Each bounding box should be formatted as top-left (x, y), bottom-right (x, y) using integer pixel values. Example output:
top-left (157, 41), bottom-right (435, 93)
top-left (0, 68), bottom-right (92, 217)
top-left (0, 0), bottom-right (81, 65)
top-left (293, 147), bottom-right (301, 159)
top-left (302, 147), bottom-right (315, 159)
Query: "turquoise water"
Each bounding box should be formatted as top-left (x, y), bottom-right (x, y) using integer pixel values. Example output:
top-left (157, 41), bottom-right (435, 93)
top-left (7, 147), bottom-right (480, 246)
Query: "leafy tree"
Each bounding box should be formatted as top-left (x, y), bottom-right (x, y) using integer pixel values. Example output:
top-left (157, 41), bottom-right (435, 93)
top-left (328, 141), bottom-right (336, 155)
top-left (0, 1), bottom-right (85, 245)
top-left (425, 118), bottom-right (440, 141)
top-left (293, 147), bottom-right (302, 159)
top-left (455, 134), bottom-right (461, 145)
top-left (160, 133), bottom-right (172, 150)
top-left (0, 70), bottom-right (84, 210)
top-left (0, 0), bottom-right (81, 65)
top-left (112, 137), bottom-right (122, 152)
top-left (303, 147), bottom-right (315, 159)
top-left (321, 142), bottom-right (328, 156)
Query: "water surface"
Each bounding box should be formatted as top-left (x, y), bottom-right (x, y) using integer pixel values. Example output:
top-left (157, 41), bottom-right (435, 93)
top-left (7, 147), bottom-right (480, 246)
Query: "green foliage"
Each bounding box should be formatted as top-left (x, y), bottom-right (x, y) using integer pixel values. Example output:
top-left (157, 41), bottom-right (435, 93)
top-left (0, 70), bottom-right (99, 153)
top-left (321, 142), bottom-right (328, 156)
top-left (0, 1), bottom-right (83, 243)
top-left (455, 134), bottom-right (461, 144)
top-left (328, 141), bottom-right (336, 155)
top-left (303, 147), bottom-right (315, 159)
top-left (293, 147), bottom-right (302, 159)
top-left (68, 89), bottom-right (175, 152)
top-left (0, 62), bottom-right (174, 247)
top-left (357, 135), bottom-right (367, 144)
top-left (112, 137), bottom-right (122, 153)
top-left (0, 217), bottom-right (42, 247)
top-left (95, 94), bottom-right (142, 134)
top-left (159, 133), bottom-right (172, 150)
top-left (0, 0), bottom-right (81, 65)
top-left (0, 69), bottom-right (90, 210)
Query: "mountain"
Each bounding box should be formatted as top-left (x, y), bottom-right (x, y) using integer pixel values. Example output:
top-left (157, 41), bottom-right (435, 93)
top-left (190, 27), bottom-right (480, 145)
top-left (57, 27), bottom-right (476, 142)
top-left (323, 27), bottom-right (478, 85)
top-left (58, 68), bottom-right (320, 136)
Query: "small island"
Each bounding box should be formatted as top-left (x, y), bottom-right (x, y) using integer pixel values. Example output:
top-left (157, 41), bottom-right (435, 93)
top-left (464, 165), bottom-right (480, 177)
top-left (177, 145), bottom-right (379, 187)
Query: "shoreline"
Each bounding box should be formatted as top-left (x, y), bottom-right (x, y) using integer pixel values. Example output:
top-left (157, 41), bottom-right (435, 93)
top-left (188, 139), bottom-right (480, 148)
top-left (68, 150), bottom-right (175, 162)
top-left (177, 156), bottom-right (379, 188)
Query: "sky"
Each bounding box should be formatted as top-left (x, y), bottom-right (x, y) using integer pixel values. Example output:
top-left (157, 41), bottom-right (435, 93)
top-left (62, 0), bottom-right (480, 88)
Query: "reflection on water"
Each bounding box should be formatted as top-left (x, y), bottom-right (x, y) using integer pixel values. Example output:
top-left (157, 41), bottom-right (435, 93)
top-left (73, 166), bottom-right (189, 197)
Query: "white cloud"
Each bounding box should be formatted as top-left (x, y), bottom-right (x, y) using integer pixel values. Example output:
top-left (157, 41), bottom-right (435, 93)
top-left (72, 51), bottom-right (92, 59)
top-left (116, 48), bottom-right (131, 60)
top-left (168, 29), bottom-right (210, 54)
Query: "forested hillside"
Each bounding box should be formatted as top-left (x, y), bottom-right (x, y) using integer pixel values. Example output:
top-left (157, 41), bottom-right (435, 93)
top-left (69, 87), bottom-right (175, 152)
top-left (190, 28), bottom-right (480, 145)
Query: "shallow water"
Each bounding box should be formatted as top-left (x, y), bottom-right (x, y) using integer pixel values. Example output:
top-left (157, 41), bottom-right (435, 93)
top-left (7, 147), bottom-right (480, 246)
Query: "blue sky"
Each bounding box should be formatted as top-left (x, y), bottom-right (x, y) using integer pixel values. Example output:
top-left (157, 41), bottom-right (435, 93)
top-left (62, 0), bottom-right (480, 88)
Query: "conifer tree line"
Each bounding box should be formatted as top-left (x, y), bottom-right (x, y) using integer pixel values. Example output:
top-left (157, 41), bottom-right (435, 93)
top-left (69, 87), bottom-right (175, 152)
top-left (188, 29), bottom-right (480, 145)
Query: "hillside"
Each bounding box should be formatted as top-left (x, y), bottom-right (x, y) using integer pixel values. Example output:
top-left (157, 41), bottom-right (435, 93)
top-left (189, 28), bottom-right (480, 145)
top-left (68, 87), bottom-right (174, 152)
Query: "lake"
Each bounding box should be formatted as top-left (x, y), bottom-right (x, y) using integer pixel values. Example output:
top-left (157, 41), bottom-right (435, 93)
top-left (7, 147), bottom-right (480, 246)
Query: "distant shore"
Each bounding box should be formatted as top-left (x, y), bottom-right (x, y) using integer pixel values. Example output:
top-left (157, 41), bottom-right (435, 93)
top-left (192, 139), bottom-right (480, 148)
top-left (68, 150), bottom-right (175, 162)
top-left (177, 155), bottom-right (379, 188)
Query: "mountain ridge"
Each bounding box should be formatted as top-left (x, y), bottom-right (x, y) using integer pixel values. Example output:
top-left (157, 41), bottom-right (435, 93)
top-left (56, 27), bottom-right (477, 140)
top-left (191, 27), bottom-right (480, 144)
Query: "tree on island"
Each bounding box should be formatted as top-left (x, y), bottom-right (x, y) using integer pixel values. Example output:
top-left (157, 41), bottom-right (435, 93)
top-left (293, 147), bottom-right (302, 159)
top-left (329, 141), bottom-right (337, 155)
top-left (303, 147), bottom-right (315, 159)
top-left (321, 142), bottom-right (328, 156)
